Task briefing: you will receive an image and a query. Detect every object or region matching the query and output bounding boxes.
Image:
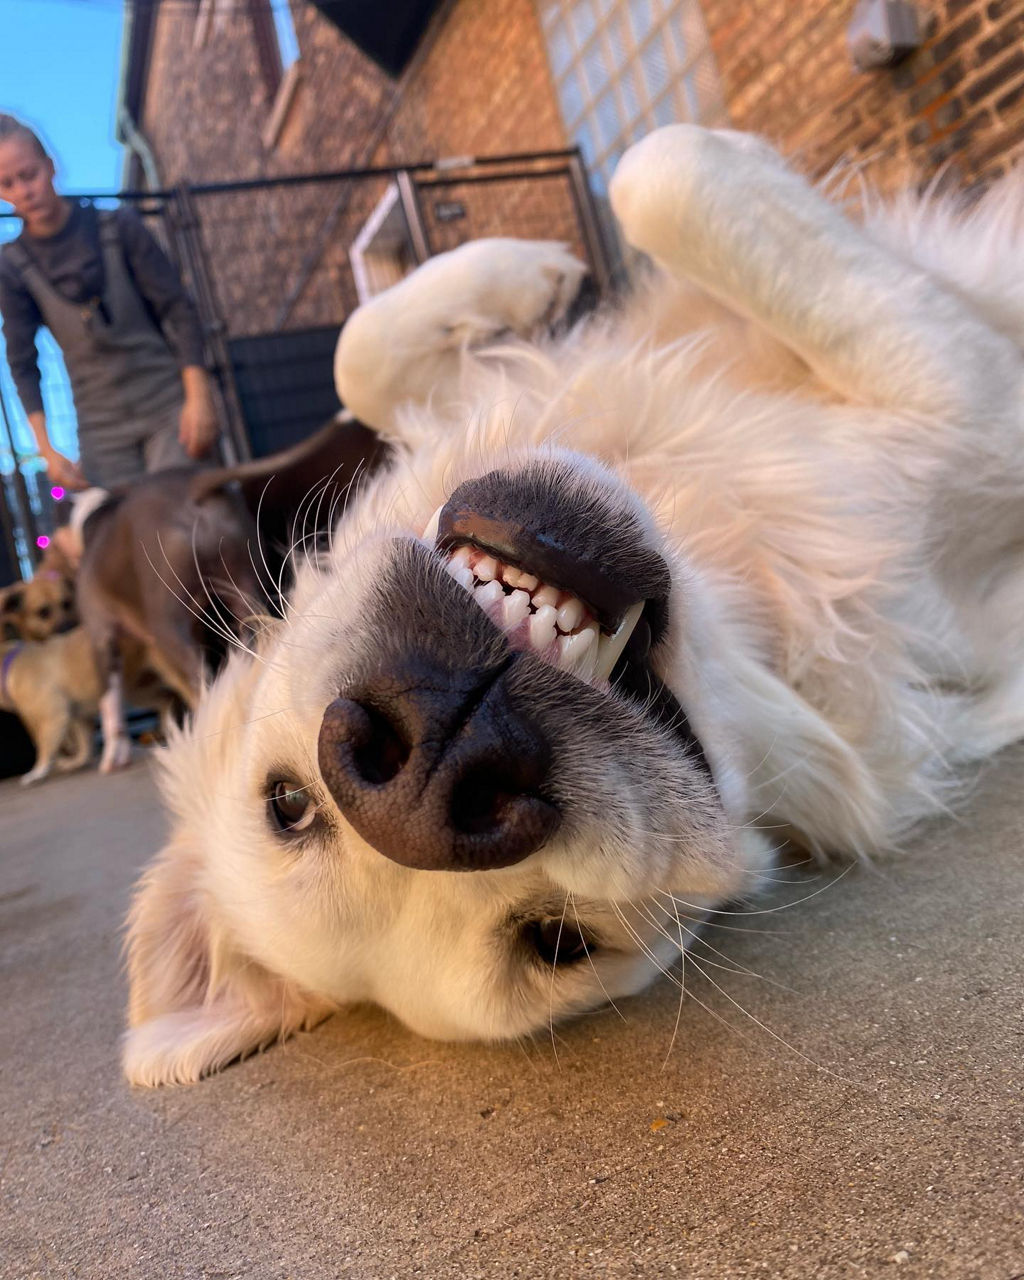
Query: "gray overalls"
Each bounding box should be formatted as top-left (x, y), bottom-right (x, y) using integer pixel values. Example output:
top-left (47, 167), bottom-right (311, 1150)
top-left (4, 212), bottom-right (190, 487)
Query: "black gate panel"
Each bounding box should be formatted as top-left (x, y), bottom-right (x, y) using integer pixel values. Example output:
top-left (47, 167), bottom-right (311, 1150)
top-left (228, 327), bottom-right (341, 458)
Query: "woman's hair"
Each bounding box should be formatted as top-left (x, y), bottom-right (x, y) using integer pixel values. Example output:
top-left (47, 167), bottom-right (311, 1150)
top-left (0, 114), bottom-right (48, 159)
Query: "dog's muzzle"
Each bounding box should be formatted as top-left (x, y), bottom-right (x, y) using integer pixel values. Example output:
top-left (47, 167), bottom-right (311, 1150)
top-left (318, 652), bottom-right (560, 871)
top-left (317, 461), bottom-right (690, 872)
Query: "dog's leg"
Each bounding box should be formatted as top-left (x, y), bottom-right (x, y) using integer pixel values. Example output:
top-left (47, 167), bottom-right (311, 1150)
top-left (334, 238), bottom-right (588, 433)
top-left (55, 717), bottom-right (93, 773)
top-left (609, 126), bottom-right (1024, 422)
top-left (19, 697), bottom-right (71, 786)
top-left (98, 668), bottom-right (132, 773)
top-left (143, 603), bottom-right (203, 712)
top-left (91, 632), bottom-right (132, 773)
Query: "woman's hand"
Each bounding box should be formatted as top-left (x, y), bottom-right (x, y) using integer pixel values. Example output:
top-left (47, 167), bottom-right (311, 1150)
top-left (41, 447), bottom-right (88, 491)
top-left (179, 367), bottom-right (219, 459)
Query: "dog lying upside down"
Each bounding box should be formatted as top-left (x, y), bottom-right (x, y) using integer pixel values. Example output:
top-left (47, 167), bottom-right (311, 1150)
top-left (122, 127), bottom-right (1024, 1086)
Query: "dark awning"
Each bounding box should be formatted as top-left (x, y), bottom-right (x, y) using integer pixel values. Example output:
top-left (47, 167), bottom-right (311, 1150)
top-left (309, 0), bottom-right (444, 77)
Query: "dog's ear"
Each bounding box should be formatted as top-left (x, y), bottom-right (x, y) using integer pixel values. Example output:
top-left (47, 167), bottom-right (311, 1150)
top-left (122, 832), bottom-right (331, 1086)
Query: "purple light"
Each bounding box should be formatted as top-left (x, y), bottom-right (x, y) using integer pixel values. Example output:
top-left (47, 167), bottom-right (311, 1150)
top-left (36, 535), bottom-right (50, 549)
top-left (50, 486), bottom-right (65, 501)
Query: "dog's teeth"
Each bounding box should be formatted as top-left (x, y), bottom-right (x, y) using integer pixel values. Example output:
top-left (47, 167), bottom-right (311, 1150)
top-left (529, 603), bottom-right (558, 653)
top-left (504, 588), bottom-right (531, 629)
top-left (422, 505), bottom-right (444, 546)
top-left (446, 561), bottom-right (474, 592)
top-left (504, 565), bottom-right (523, 588)
top-left (558, 624), bottom-right (597, 676)
top-left (556, 597), bottom-right (583, 633)
top-left (517, 570), bottom-right (539, 592)
top-left (475, 554), bottom-right (498, 583)
top-left (593, 601), bottom-right (645, 681)
top-left (533, 583), bottom-right (560, 610)
top-left (476, 579), bottom-right (504, 614)
top-left (450, 545), bottom-right (473, 570)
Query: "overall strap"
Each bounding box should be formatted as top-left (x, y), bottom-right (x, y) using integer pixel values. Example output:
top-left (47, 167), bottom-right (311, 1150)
top-left (1, 221), bottom-right (104, 330)
top-left (1, 238), bottom-right (54, 305)
top-left (98, 209), bottom-right (121, 250)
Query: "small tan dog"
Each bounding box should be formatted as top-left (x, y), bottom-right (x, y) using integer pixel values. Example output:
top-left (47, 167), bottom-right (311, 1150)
top-left (1, 628), bottom-right (101, 784)
top-left (0, 627), bottom-right (167, 785)
top-left (0, 537), bottom-right (79, 643)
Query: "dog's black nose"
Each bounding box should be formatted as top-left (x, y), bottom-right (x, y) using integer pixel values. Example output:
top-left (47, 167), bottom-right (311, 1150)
top-left (318, 655), bottom-right (560, 871)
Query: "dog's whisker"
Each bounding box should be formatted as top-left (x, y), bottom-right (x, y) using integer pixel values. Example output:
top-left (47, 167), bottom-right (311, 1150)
top-left (658, 863), bottom-right (855, 919)
top-left (682, 951), bottom-right (867, 1090)
top-left (547, 893), bottom-right (571, 1069)
top-left (144, 536), bottom-right (244, 664)
top-left (610, 903), bottom-right (684, 994)
top-left (663, 895), bottom-right (688, 1068)
top-left (632, 899), bottom-right (796, 993)
top-left (570, 893), bottom-right (628, 1024)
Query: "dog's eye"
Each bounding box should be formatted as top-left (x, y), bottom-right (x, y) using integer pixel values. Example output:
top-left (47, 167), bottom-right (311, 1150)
top-left (525, 916), bottom-right (593, 967)
top-left (267, 780), bottom-right (317, 834)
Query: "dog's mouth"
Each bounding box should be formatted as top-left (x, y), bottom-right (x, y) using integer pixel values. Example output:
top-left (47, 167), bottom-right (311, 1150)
top-left (431, 490), bottom-right (666, 684)
top-left (436, 536), bottom-right (646, 684)
top-left (422, 467), bottom-right (710, 774)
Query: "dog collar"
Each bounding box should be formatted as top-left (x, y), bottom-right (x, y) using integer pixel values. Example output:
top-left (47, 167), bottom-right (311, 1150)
top-left (0, 644), bottom-right (22, 708)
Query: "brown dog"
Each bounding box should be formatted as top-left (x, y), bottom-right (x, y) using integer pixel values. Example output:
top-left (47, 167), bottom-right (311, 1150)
top-left (72, 415), bottom-right (386, 772)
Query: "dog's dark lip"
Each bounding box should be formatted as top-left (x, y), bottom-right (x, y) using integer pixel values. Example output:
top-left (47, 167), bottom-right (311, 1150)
top-left (612, 650), bottom-right (713, 777)
top-left (437, 506), bottom-right (666, 636)
top-left (432, 537), bottom-right (709, 775)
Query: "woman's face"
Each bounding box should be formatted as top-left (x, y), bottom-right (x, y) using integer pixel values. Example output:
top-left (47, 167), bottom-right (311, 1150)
top-left (0, 135), bottom-right (60, 229)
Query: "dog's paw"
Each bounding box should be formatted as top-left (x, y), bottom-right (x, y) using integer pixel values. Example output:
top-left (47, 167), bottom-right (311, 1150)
top-left (19, 765), bottom-right (51, 787)
top-left (440, 239), bottom-right (588, 346)
top-left (609, 125), bottom-right (790, 262)
top-left (99, 734), bottom-right (133, 774)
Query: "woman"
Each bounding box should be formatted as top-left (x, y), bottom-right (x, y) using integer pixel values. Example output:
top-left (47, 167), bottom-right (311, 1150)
top-left (0, 114), bottom-right (218, 490)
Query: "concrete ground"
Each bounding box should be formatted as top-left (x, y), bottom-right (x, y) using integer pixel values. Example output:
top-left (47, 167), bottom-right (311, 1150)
top-left (1, 749), bottom-right (1021, 1280)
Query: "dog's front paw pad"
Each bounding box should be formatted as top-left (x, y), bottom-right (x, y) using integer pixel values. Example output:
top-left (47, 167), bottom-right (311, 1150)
top-left (99, 736), bottom-right (132, 774)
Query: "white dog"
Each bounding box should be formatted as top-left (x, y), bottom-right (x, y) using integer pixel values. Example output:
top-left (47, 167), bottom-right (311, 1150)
top-left (122, 127), bottom-right (1024, 1086)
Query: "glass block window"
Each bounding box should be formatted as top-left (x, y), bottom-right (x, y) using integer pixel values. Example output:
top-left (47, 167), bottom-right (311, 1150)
top-left (537, 1), bottom-right (726, 193)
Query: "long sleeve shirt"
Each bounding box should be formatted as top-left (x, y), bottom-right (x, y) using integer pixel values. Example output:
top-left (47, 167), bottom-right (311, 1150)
top-left (0, 201), bottom-right (206, 415)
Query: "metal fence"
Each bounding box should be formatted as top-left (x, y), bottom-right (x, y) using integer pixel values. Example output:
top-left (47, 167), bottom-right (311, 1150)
top-left (0, 148), bottom-right (612, 583)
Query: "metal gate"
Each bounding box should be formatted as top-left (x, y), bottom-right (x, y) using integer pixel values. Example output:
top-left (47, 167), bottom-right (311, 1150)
top-left (0, 148), bottom-right (611, 582)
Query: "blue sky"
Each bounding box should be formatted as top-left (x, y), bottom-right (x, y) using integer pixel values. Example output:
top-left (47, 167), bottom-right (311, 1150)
top-left (0, 0), bottom-right (125, 192)
top-left (0, 0), bottom-right (124, 467)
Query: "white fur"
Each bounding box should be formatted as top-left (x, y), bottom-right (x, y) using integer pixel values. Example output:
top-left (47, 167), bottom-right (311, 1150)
top-left (123, 128), bottom-right (1024, 1085)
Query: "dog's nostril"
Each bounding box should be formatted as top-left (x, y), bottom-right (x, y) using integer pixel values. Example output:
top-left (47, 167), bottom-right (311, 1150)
top-left (325, 698), bottom-right (411, 785)
top-left (450, 768), bottom-right (532, 836)
top-left (319, 669), bottom-right (561, 870)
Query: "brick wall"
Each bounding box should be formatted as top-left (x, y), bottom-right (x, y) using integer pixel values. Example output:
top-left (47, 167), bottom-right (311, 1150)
top-left (376, 0), bottom-right (568, 161)
top-left (135, 0), bottom-right (1024, 337)
top-left (140, 4), bottom-right (393, 183)
top-left (703, 0), bottom-right (1024, 187)
top-left (139, 0), bottom-right (567, 183)
top-left (137, 0), bottom-right (575, 334)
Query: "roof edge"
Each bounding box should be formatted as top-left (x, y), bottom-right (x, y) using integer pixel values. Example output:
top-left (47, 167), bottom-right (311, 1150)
top-left (115, 0), bottom-right (158, 143)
